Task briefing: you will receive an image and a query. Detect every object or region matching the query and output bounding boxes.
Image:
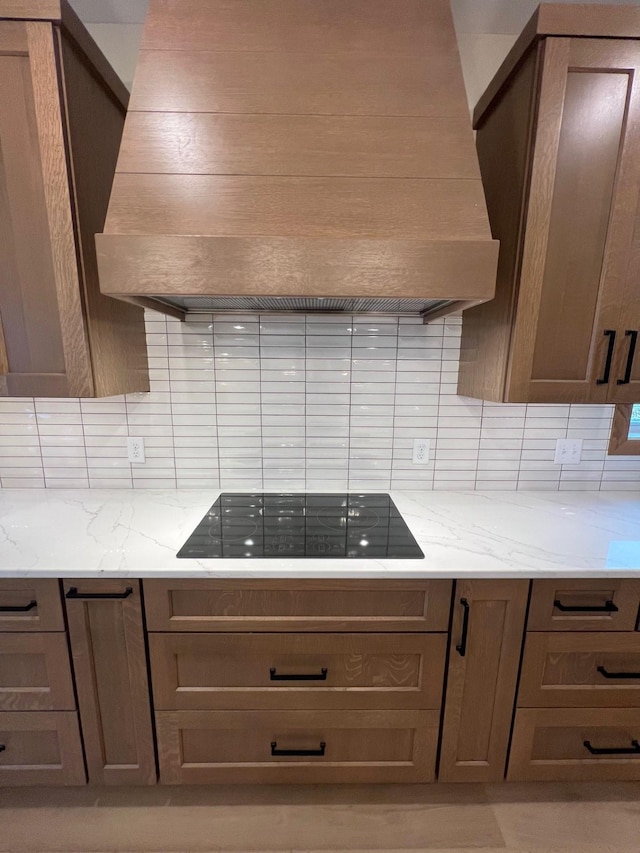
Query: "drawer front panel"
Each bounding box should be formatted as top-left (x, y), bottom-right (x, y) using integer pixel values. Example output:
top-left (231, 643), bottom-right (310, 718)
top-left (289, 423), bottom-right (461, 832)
top-left (508, 707), bottom-right (640, 781)
top-left (0, 580), bottom-right (64, 632)
top-left (528, 580), bottom-right (640, 632)
top-left (149, 632), bottom-right (446, 710)
top-left (519, 632), bottom-right (640, 707)
top-left (156, 709), bottom-right (439, 784)
top-left (0, 711), bottom-right (85, 786)
top-left (144, 580), bottom-right (452, 632)
top-left (0, 633), bottom-right (75, 711)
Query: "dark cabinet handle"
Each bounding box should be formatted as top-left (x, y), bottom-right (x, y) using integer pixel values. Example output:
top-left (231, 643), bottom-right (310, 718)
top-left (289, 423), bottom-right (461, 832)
top-left (597, 666), bottom-right (640, 680)
top-left (553, 598), bottom-right (618, 613)
top-left (270, 668), bottom-right (328, 682)
top-left (0, 744), bottom-right (5, 754)
top-left (584, 739), bottom-right (640, 756)
top-left (271, 741), bottom-right (326, 757)
top-left (66, 587), bottom-right (133, 600)
top-left (0, 600), bottom-right (36, 612)
top-left (456, 598), bottom-right (470, 657)
top-left (596, 329), bottom-right (616, 384)
top-left (616, 330), bottom-right (638, 385)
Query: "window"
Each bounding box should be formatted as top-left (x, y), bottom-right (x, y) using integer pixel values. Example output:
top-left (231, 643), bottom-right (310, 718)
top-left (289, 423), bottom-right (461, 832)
top-left (609, 404), bottom-right (640, 455)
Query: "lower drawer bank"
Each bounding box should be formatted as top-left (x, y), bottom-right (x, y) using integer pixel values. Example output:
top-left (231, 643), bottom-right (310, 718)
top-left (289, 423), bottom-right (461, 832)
top-left (145, 580), bottom-right (451, 784)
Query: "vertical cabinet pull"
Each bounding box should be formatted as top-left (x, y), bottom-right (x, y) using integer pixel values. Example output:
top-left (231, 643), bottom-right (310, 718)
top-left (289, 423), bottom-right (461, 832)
top-left (616, 330), bottom-right (638, 385)
top-left (456, 598), bottom-right (470, 657)
top-left (0, 600), bottom-right (36, 612)
top-left (0, 744), bottom-right (5, 754)
top-left (596, 330), bottom-right (616, 384)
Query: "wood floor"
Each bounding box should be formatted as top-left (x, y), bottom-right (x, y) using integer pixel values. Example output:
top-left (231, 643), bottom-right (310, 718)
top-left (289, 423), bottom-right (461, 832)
top-left (0, 782), bottom-right (638, 852)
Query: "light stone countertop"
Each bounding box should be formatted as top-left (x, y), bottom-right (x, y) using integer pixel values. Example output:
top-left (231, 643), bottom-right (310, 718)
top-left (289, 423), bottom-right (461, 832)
top-left (0, 489), bottom-right (639, 578)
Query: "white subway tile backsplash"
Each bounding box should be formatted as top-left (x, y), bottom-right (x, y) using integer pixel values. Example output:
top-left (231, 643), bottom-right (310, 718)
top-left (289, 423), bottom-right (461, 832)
top-left (0, 312), bottom-right (635, 491)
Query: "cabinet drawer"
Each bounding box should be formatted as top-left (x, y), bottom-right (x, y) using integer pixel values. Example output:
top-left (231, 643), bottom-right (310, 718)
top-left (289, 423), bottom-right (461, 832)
top-left (528, 580), bottom-right (640, 632)
top-left (149, 632), bottom-right (446, 711)
top-left (0, 711), bottom-right (85, 786)
top-left (156, 709), bottom-right (439, 784)
top-left (0, 580), bottom-right (64, 632)
top-left (509, 707), bottom-right (640, 781)
top-left (144, 580), bottom-right (452, 633)
top-left (519, 632), bottom-right (640, 708)
top-left (0, 633), bottom-right (75, 711)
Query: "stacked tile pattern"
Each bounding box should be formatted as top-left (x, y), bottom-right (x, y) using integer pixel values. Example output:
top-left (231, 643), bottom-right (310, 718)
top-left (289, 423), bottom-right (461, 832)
top-left (0, 312), bottom-right (637, 491)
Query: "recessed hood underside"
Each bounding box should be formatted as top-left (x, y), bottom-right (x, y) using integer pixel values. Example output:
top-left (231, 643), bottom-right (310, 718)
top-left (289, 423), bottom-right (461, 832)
top-left (98, 0), bottom-right (498, 321)
top-left (150, 296), bottom-right (451, 316)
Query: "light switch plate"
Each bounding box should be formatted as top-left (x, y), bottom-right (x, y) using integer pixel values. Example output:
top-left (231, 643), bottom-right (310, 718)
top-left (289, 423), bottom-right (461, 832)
top-left (554, 438), bottom-right (583, 465)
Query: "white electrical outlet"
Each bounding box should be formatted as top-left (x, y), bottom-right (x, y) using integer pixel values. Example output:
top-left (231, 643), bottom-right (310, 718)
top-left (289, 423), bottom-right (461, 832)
top-left (127, 437), bottom-right (146, 464)
top-left (554, 438), bottom-right (583, 465)
top-left (412, 438), bottom-right (430, 465)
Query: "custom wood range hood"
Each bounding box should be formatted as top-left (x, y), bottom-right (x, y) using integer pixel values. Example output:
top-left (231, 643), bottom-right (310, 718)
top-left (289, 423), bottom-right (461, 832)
top-left (96, 0), bottom-right (499, 321)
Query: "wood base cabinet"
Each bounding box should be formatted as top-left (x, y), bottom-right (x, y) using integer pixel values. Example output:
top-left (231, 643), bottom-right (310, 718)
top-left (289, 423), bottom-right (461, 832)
top-left (63, 580), bottom-right (156, 785)
top-left (439, 580), bottom-right (529, 782)
top-left (145, 579), bottom-right (451, 784)
top-left (509, 707), bottom-right (640, 781)
top-left (157, 710), bottom-right (440, 784)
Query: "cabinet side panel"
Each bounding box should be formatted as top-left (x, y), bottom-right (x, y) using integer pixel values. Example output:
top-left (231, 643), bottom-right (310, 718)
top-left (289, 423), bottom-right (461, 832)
top-left (58, 32), bottom-right (149, 397)
top-left (458, 48), bottom-right (539, 402)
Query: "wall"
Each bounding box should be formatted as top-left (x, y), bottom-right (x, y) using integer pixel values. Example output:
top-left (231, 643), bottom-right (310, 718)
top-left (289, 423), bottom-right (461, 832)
top-left (0, 311), bottom-right (637, 492)
top-left (0, 1), bottom-right (637, 493)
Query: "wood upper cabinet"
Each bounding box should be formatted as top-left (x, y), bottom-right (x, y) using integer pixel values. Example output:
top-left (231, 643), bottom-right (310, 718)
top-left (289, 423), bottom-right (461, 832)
top-left (439, 580), bottom-right (529, 782)
top-left (63, 579), bottom-right (156, 785)
top-left (0, 4), bottom-right (148, 397)
top-left (459, 32), bottom-right (640, 403)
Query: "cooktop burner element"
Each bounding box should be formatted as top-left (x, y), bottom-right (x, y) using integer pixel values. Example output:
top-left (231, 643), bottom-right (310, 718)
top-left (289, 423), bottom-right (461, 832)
top-left (177, 493), bottom-right (424, 559)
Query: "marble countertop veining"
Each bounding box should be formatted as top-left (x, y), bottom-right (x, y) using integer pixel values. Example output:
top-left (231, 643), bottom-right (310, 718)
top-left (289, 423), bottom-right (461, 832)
top-left (0, 489), bottom-right (639, 578)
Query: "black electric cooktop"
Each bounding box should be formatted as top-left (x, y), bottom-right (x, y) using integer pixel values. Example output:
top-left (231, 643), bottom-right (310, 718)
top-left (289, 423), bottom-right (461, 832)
top-left (177, 493), bottom-right (424, 559)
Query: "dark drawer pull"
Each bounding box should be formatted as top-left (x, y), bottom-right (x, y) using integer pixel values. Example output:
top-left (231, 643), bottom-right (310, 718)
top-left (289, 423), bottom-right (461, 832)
top-left (66, 587), bottom-right (133, 600)
top-left (270, 667), bottom-right (328, 682)
top-left (271, 741), bottom-right (326, 757)
top-left (617, 330), bottom-right (638, 385)
top-left (456, 597), bottom-right (470, 657)
top-left (596, 329), bottom-right (616, 384)
top-left (553, 598), bottom-right (618, 613)
top-left (584, 739), bottom-right (640, 756)
top-left (0, 744), bottom-right (5, 754)
top-left (597, 666), bottom-right (640, 680)
top-left (0, 600), bottom-right (36, 613)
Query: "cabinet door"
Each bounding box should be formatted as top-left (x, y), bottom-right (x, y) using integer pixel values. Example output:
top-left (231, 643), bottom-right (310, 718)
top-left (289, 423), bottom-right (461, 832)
top-left (439, 580), bottom-right (529, 782)
top-left (610, 197), bottom-right (640, 402)
top-left (0, 21), bottom-right (92, 397)
top-left (508, 38), bottom-right (640, 403)
top-left (63, 579), bottom-right (156, 785)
